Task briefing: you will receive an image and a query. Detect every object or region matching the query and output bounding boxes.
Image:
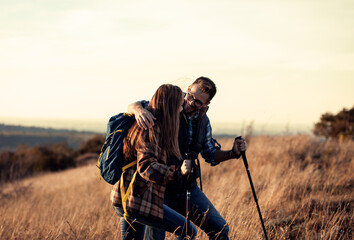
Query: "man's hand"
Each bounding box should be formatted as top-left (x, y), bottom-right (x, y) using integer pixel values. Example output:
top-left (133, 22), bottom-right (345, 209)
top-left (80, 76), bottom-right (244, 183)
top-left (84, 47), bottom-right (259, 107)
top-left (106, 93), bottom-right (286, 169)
top-left (181, 160), bottom-right (192, 175)
top-left (128, 102), bottom-right (156, 130)
top-left (135, 108), bottom-right (156, 130)
top-left (232, 138), bottom-right (247, 156)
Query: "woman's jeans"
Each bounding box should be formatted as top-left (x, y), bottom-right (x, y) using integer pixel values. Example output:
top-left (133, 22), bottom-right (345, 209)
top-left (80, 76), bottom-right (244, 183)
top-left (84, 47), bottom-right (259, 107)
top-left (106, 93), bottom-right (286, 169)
top-left (114, 204), bottom-right (197, 240)
top-left (145, 185), bottom-right (229, 240)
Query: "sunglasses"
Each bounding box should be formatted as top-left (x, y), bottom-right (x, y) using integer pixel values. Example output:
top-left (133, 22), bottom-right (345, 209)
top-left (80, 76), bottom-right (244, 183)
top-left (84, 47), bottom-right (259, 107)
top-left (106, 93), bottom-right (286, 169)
top-left (186, 91), bottom-right (205, 107)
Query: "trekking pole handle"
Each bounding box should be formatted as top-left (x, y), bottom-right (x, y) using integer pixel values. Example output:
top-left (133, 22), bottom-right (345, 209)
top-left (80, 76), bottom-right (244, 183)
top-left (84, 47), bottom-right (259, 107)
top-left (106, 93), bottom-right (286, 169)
top-left (184, 153), bottom-right (196, 174)
top-left (235, 136), bottom-right (248, 168)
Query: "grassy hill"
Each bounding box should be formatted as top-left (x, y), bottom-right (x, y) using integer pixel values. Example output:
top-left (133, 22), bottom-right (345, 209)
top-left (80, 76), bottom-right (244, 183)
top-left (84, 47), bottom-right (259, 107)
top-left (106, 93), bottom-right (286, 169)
top-left (0, 136), bottom-right (352, 239)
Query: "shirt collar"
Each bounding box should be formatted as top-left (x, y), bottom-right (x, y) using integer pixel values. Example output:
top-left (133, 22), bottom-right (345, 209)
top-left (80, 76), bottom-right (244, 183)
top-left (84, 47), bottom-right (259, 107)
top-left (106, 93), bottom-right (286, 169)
top-left (186, 111), bottom-right (199, 120)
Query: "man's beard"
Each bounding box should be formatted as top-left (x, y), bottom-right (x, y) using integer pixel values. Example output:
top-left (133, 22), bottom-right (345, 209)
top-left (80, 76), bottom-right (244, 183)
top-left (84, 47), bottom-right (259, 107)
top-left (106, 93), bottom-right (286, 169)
top-left (183, 100), bottom-right (197, 115)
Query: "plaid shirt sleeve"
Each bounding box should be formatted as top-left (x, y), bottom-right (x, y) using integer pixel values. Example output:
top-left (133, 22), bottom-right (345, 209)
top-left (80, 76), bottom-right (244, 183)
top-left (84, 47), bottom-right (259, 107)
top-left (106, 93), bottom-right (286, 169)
top-left (140, 100), bottom-right (149, 108)
top-left (200, 119), bottom-right (221, 166)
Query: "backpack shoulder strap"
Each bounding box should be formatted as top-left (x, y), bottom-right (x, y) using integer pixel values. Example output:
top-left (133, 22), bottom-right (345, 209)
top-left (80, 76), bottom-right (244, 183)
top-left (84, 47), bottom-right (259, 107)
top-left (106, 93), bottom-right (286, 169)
top-left (120, 161), bottom-right (138, 231)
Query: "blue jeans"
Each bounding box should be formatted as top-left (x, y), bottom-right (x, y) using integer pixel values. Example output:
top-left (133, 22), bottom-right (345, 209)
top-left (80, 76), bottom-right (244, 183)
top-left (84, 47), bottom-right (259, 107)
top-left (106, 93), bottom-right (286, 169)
top-left (114, 205), bottom-right (197, 240)
top-left (119, 217), bottom-right (145, 240)
top-left (144, 185), bottom-right (229, 240)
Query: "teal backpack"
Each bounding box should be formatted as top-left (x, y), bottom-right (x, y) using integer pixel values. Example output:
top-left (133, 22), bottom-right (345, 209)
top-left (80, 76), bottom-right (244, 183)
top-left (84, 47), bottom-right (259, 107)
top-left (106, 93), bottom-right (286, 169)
top-left (97, 112), bottom-right (140, 230)
top-left (97, 113), bottom-right (136, 185)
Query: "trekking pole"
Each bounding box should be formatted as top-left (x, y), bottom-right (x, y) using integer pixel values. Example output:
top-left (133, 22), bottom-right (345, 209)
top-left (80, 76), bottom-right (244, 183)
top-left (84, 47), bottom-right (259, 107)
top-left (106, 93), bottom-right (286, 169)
top-left (186, 177), bottom-right (191, 236)
top-left (235, 136), bottom-right (269, 240)
top-left (185, 153), bottom-right (194, 237)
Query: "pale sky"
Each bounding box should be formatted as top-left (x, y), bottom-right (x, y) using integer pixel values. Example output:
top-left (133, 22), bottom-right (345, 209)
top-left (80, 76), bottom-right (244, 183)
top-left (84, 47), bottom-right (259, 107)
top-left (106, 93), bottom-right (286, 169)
top-left (1, 0), bottom-right (353, 132)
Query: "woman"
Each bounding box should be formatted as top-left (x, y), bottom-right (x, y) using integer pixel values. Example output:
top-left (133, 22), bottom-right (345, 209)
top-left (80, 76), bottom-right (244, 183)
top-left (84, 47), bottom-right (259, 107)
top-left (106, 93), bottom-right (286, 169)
top-left (111, 84), bottom-right (197, 240)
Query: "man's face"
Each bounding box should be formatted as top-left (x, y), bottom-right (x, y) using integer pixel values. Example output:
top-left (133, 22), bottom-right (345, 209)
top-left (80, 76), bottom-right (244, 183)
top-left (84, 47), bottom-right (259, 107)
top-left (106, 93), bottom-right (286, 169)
top-left (183, 84), bottom-right (210, 115)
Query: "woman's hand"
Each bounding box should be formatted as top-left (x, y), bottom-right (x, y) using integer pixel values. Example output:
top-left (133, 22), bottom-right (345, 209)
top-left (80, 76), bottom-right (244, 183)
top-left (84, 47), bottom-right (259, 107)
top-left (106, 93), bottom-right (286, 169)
top-left (181, 160), bottom-right (192, 176)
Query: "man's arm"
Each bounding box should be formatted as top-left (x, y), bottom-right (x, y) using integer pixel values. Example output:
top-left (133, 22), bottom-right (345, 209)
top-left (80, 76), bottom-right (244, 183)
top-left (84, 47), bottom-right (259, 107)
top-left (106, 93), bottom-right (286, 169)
top-left (213, 138), bottom-right (247, 164)
top-left (201, 119), bottom-right (247, 165)
top-left (128, 101), bottom-right (156, 130)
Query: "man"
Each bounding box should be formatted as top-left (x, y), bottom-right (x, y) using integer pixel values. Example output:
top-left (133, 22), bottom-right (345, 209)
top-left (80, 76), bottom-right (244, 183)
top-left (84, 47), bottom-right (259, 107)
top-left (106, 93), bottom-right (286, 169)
top-left (128, 77), bottom-right (247, 240)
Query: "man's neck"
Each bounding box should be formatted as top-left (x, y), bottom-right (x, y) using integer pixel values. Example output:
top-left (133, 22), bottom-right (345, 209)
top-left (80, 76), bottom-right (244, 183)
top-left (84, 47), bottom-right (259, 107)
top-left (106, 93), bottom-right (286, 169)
top-left (183, 110), bottom-right (198, 118)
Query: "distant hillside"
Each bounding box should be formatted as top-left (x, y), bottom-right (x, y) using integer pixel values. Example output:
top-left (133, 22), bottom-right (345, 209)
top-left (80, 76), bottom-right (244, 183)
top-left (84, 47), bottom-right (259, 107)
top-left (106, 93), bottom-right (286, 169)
top-left (0, 124), bottom-right (98, 151)
top-left (0, 123), bottom-right (95, 134)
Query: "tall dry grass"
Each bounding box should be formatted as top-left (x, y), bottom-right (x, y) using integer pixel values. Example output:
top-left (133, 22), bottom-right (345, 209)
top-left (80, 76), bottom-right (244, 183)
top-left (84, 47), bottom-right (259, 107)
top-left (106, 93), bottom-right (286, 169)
top-left (0, 135), bottom-right (352, 239)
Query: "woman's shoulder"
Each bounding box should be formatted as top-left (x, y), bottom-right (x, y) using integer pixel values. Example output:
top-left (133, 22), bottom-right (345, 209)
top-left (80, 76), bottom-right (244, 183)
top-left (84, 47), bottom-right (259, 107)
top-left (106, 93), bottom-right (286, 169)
top-left (137, 124), bottom-right (160, 146)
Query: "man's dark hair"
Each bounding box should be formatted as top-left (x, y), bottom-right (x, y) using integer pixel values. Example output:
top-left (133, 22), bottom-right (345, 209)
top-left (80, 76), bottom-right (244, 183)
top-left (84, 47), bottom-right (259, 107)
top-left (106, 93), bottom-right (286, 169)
top-left (192, 76), bottom-right (217, 101)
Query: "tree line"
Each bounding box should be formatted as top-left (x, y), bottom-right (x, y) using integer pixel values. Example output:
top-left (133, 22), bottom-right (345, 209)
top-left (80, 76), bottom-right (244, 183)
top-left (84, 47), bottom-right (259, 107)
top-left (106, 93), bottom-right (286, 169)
top-left (313, 106), bottom-right (354, 140)
top-left (0, 134), bottom-right (105, 182)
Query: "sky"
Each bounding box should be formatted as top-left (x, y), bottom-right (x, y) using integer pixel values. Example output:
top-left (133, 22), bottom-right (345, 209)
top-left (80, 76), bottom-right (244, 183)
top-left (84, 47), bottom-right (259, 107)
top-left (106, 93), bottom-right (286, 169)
top-left (0, 0), bottom-right (353, 133)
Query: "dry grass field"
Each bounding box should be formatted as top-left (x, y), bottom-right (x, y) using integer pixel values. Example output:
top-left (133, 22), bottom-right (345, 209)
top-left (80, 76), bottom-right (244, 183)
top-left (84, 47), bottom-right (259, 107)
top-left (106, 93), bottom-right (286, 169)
top-left (0, 135), bottom-right (353, 239)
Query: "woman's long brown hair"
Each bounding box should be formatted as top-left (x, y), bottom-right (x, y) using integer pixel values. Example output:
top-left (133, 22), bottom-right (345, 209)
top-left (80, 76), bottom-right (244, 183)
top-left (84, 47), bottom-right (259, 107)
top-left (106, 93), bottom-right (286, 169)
top-left (123, 84), bottom-right (183, 161)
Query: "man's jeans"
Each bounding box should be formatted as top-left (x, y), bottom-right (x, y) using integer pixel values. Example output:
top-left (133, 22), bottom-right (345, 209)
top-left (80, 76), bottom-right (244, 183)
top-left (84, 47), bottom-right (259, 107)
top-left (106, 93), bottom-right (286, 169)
top-left (145, 185), bottom-right (229, 240)
top-left (114, 205), bottom-right (197, 240)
